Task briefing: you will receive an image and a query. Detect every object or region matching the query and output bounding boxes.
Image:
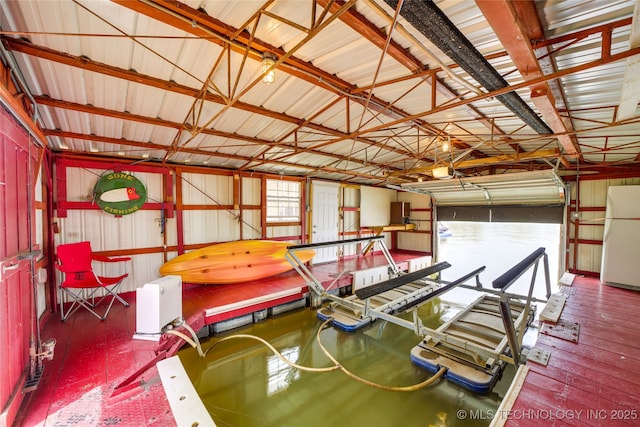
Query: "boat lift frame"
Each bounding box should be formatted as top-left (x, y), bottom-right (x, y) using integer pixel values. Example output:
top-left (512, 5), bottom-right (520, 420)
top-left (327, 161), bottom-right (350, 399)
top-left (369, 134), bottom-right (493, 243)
top-left (286, 236), bottom-right (398, 305)
top-left (417, 247), bottom-right (551, 368)
top-left (286, 236), bottom-right (483, 332)
top-left (289, 238), bottom-right (551, 371)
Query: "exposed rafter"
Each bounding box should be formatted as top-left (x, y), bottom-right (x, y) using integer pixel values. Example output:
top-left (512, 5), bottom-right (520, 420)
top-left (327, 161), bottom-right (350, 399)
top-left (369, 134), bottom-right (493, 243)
top-left (388, 148), bottom-right (560, 177)
top-left (112, 0), bottom-right (454, 145)
top-left (384, 0), bottom-right (553, 136)
top-left (1, 0), bottom-right (638, 185)
top-left (43, 128), bottom-right (396, 183)
top-left (322, 0), bottom-right (522, 155)
top-left (476, 0), bottom-right (580, 158)
top-left (0, 36), bottom-right (431, 172)
top-left (33, 95), bottom-right (385, 170)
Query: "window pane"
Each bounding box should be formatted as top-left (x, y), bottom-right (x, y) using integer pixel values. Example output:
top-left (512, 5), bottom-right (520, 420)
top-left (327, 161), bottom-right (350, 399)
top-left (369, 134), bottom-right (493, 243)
top-left (266, 179), bottom-right (301, 222)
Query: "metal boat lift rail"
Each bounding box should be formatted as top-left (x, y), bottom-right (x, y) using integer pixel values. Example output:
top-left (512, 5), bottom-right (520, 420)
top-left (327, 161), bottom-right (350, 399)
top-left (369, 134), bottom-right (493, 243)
top-left (288, 239), bottom-right (550, 376)
top-left (286, 236), bottom-right (485, 333)
top-left (289, 239), bottom-right (552, 393)
top-left (353, 267), bottom-right (497, 356)
top-left (416, 247), bottom-right (551, 369)
top-left (286, 236), bottom-right (398, 302)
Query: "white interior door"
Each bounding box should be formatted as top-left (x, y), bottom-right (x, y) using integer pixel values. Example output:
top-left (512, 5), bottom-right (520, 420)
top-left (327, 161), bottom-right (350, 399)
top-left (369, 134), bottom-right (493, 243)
top-left (311, 181), bottom-right (339, 264)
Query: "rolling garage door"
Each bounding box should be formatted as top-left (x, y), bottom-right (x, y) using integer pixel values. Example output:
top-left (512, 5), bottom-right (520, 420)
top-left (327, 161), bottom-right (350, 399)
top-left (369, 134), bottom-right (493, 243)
top-left (400, 170), bottom-right (567, 223)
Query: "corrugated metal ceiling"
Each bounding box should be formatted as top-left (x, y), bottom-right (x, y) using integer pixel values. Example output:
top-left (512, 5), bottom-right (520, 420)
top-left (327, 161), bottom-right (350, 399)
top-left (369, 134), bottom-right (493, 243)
top-left (1, 0), bottom-right (639, 185)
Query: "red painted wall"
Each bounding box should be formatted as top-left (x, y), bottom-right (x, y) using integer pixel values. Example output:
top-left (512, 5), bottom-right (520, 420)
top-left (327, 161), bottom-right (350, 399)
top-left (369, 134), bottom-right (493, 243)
top-left (0, 106), bottom-right (38, 426)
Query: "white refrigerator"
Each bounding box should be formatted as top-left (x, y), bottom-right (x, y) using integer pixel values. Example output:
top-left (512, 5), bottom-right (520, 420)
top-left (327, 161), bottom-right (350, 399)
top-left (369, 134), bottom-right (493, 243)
top-left (600, 185), bottom-right (640, 290)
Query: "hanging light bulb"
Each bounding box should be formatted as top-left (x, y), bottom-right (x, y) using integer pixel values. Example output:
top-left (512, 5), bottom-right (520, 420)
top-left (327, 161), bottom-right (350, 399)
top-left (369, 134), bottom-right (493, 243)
top-left (261, 53), bottom-right (276, 84)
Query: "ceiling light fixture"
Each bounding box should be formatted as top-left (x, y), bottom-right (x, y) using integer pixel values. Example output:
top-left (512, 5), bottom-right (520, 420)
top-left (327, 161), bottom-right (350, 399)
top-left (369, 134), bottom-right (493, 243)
top-left (261, 53), bottom-right (276, 84)
top-left (432, 165), bottom-right (453, 179)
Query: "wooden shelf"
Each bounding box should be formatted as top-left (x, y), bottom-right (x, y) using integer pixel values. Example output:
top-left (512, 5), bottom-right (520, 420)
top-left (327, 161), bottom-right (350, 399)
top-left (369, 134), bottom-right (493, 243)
top-left (361, 224), bottom-right (416, 253)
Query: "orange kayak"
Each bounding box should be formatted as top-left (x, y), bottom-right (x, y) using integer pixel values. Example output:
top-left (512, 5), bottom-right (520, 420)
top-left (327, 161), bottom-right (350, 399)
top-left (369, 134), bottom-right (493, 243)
top-left (159, 240), bottom-right (315, 284)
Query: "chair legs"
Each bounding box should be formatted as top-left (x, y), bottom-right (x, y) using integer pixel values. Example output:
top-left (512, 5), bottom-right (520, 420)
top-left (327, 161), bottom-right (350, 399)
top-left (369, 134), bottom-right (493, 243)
top-left (60, 283), bottom-right (129, 321)
top-left (60, 288), bottom-right (105, 321)
top-left (111, 292), bottom-right (130, 308)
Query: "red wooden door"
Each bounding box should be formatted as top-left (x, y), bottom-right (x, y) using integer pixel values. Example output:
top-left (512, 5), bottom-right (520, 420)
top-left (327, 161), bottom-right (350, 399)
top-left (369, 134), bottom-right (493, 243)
top-left (0, 107), bottom-right (38, 426)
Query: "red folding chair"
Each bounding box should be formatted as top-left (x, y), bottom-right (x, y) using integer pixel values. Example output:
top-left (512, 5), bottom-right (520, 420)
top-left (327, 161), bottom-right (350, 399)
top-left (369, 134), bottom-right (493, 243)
top-left (55, 241), bottom-right (131, 321)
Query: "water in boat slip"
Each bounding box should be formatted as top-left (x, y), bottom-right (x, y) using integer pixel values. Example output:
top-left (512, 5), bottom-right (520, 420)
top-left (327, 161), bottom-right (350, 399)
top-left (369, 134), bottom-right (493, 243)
top-left (179, 306), bottom-right (513, 427)
top-left (437, 221), bottom-right (562, 302)
top-left (178, 222), bottom-right (557, 426)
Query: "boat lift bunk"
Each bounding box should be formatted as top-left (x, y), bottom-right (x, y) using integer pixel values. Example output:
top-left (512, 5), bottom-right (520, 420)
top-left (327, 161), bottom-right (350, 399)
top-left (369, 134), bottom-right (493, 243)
top-left (287, 238), bottom-right (551, 393)
top-left (286, 236), bottom-right (479, 332)
top-left (317, 261), bottom-right (455, 331)
top-left (411, 247), bottom-right (552, 393)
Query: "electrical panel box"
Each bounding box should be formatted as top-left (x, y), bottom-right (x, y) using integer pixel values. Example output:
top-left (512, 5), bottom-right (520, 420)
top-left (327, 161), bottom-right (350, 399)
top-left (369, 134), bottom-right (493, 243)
top-left (134, 275), bottom-right (183, 340)
top-left (390, 202), bottom-right (411, 224)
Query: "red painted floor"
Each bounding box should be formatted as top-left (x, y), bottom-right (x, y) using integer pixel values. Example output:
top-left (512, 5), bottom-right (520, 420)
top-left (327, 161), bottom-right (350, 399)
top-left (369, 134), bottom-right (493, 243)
top-left (16, 256), bottom-right (640, 426)
top-left (505, 276), bottom-right (640, 427)
top-left (14, 251), bottom-right (420, 426)
top-left (14, 302), bottom-right (170, 427)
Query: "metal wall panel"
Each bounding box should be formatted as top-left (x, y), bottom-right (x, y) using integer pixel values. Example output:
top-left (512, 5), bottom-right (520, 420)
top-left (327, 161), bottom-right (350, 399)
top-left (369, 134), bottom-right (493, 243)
top-left (341, 186), bottom-right (360, 208)
top-left (360, 186), bottom-right (395, 226)
top-left (398, 191), bottom-right (431, 224)
top-left (163, 217), bottom-right (178, 249)
top-left (398, 191), bottom-right (433, 253)
top-left (182, 210), bottom-right (240, 244)
top-left (568, 177), bottom-right (640, 275)
top-left (57, 210), bottom-right (165, 295)
top-left (240, 174), bottom-right (261, 237)
top-left (398, 232), bottom-right (431, 253)
top-left (181, 173), bottom-right (233, 205)
top-left (56, 167), bottom-right (168, 295)
top-left (570, 179), bottom-right (607, 275)
top-left (266, 225), bottom-right (300, 240)
top-left (35, 170), bottom-right (43, 249)
top-left (576, 243), bottom-right (603, 275)
top-left (576, 210), bottom-right (604, 242)
top-left (241, 177), bottom-right (261, 205)
top-left (52, 161), bottom-right (452, 291)
top-left (241, 210), bottom-right (262, 240)
top-left (575, 179), bottom-right (607, 208)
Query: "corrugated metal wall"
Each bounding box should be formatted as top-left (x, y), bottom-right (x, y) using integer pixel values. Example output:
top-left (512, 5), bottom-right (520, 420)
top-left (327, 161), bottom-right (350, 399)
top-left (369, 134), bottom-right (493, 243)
top-left (53, 160), bottom-right (315, 295)
top-left (568, 176), bottom-right (640, 275)
top-left (53, 156), bottom-right (435, 300)
top-left (56, 168), bottom-right (167, 294)
top-left (241, 176), bottom-right (263, 240)
top-left (181, 172), bottom-right (239, 244)
top-left (53, 157), bottom-right (640, 291)
top-left (60, 155), bottom-right (636, 290)
top-left (340, 185), bottom-right (361, 258)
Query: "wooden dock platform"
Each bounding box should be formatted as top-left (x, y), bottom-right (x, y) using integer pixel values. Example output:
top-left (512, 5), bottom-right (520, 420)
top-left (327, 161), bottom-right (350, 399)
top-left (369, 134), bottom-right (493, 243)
top-left (502, 276), bottom-right (640, 426)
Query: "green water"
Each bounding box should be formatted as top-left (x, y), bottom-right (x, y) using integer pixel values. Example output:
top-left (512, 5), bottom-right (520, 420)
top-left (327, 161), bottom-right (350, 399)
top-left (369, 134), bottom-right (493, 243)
top-left (179, 299), bottom-right (515, 427)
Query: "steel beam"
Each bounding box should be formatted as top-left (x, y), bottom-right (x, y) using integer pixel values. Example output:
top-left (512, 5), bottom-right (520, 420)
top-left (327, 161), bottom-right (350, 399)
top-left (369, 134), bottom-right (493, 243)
top-left (476, 0), bottom-right (580, 156)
